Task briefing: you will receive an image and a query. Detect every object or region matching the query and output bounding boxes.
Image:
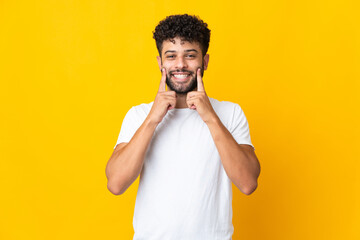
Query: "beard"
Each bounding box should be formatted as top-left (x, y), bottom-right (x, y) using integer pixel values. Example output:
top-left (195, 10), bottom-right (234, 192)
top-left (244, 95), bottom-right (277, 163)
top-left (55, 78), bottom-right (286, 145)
top-left (165, 63), bottom-right (204, 95)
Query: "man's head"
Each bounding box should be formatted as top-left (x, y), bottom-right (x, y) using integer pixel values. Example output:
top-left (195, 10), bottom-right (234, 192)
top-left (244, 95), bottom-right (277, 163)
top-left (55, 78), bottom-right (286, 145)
top-left (153, 14), bottom-right (211, 94)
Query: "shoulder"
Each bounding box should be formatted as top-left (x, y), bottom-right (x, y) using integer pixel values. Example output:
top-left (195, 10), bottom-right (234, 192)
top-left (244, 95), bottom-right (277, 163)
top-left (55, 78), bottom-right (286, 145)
top-left (126, 101), bottom-right (154, 120)
top-left (208, 97), bottom-right (245, 129)
top-left (209, 97), bottom-right (242, 115)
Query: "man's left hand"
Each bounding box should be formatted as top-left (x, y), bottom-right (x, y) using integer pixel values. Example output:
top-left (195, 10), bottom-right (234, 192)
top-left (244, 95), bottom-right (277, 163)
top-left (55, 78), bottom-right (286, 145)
top-left (186, 68), bottom-right (218, 124)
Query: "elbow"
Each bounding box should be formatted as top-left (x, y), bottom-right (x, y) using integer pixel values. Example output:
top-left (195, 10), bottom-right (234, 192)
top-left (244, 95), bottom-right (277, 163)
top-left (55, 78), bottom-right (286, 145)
top-left (232, 173), bottom-right (259, 196)
top-left (107, 181), bottom-right (125, 196)
top-left (242, 182), bottom-right (258, 196)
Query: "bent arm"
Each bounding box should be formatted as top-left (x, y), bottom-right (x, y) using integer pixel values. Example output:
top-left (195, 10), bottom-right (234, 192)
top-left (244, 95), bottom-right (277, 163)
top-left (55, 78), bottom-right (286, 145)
top-left (105, 117), bottom-right (158, 195)
top-left (206, 116), bottom-right (261, 195)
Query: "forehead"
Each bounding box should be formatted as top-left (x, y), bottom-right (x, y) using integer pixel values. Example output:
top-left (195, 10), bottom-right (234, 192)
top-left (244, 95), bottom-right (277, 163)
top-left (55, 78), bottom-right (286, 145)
top-left (161, 37), bottom-right (201, 54)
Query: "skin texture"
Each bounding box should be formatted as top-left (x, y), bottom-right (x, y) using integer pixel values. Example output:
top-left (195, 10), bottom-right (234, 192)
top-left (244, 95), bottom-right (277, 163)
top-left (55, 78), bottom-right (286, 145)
top-left (105, 37), bottom-right (261, 196)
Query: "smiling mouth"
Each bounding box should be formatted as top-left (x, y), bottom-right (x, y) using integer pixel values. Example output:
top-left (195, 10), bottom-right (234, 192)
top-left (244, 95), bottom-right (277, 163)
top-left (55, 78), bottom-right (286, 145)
top-left (171, 73), bottom-right (192, 82)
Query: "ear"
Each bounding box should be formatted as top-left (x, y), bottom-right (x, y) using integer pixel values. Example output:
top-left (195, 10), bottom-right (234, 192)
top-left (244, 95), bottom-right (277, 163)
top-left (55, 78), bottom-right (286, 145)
top-left (156, 56), bottom-right (162, 71)
top-left (203, 54), bottom-right (210, 70)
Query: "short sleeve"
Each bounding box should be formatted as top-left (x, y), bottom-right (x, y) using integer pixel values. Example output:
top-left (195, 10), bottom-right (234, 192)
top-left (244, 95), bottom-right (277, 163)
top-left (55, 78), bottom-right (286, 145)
top-left (113, 107), bottom-right (140, 149)
top-left (230, 104), bottom-right (255, 151)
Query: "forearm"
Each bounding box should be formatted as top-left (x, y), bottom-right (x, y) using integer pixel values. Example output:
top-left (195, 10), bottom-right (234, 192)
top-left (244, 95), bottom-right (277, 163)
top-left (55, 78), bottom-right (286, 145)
top-left (106, 117), bottom-right (158, 194)
top-left (206, 116), bottom-right (260, 194)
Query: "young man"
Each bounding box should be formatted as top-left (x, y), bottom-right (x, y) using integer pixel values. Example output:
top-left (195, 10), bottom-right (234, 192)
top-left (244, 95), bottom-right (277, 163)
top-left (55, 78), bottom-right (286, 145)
top-left (106, 14), bottom-right (260, 240)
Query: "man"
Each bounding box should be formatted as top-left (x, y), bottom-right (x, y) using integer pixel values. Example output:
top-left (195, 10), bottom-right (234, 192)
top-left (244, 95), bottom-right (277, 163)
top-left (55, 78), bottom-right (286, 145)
top-left (106, 14), bottom-right (260, 240)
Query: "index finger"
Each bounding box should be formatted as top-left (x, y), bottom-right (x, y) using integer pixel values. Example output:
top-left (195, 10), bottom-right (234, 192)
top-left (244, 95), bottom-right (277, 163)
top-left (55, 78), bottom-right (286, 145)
top-left (197, 68), bottom-right (205, 92)
top-left (158, 68), bottom-right (166, 92)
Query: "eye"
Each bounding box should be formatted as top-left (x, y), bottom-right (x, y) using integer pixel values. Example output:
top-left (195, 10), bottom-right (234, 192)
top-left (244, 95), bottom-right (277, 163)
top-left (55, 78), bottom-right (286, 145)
top-left (166, 55), bottom-right (175, 59)
top-left (186, 55), bottom-right (196, 58)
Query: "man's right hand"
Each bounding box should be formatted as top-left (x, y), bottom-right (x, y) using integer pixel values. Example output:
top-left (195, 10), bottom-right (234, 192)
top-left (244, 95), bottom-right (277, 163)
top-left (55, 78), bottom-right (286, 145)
top-left (147, 68), bottom-right (177, 124)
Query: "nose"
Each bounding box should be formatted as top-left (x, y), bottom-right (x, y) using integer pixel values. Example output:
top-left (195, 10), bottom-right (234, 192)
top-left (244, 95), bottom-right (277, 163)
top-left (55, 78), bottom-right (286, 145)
top-left (175, 56), bottom-right (188, 69)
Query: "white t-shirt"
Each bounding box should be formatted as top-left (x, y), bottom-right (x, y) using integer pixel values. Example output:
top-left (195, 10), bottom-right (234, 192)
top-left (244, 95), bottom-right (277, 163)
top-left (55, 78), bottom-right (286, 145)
top-left (114, 97), bottom-right (254, 240)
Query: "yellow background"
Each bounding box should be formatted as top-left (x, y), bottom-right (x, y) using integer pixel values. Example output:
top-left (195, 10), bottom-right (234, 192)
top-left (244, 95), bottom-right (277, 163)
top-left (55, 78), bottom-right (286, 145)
top-left (1, 0), bottom-right (359, 239)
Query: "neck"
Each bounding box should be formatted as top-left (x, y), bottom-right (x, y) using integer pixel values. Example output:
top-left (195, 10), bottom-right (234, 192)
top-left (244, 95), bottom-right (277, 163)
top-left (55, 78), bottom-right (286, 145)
top-left (172, 87), bottom-right (199, 109)
top-left (174, 94), bottom-right (188, 108)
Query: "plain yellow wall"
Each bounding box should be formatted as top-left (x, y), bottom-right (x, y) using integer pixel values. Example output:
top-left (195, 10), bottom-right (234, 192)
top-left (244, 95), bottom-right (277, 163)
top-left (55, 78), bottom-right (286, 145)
top-left (1, 0), bottom-right (359, 239)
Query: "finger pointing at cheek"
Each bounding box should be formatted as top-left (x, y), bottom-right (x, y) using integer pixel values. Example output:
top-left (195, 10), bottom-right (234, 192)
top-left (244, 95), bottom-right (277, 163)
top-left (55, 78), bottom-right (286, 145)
top-left (197, 68), bottom-right (205, 92)
top-left (158, 68), bottom-right (166, 92)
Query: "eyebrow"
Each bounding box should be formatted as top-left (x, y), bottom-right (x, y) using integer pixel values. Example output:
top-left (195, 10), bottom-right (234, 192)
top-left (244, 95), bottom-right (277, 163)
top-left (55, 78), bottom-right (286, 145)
top-left (164, 49), bottom-right (198, 55)
top-left (185, 49), bottom-right (198, 53)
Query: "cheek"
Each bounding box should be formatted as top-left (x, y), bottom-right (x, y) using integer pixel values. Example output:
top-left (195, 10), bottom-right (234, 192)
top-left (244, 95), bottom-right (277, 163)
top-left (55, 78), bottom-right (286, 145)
top-left (162, 65), bottom-right (172, 73)
top-left (190, 60), bottom-right (203, 69)
top-left (161, 60), bottom-right (171, 67)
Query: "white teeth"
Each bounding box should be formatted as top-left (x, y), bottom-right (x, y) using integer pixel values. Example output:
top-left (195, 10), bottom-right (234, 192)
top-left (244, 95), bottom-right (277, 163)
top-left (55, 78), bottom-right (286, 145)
top-left (173, 74), bottom-right (189, 79)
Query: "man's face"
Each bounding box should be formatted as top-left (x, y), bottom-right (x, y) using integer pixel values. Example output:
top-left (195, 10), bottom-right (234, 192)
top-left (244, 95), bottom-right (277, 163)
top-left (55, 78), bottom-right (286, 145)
top-left (157, 37), bottom-right (209, 95)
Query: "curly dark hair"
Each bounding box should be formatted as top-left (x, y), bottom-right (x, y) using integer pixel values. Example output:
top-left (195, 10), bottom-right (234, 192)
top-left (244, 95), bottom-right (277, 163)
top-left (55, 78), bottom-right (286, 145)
top-left (153, 14), bottom-right (211, 57)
